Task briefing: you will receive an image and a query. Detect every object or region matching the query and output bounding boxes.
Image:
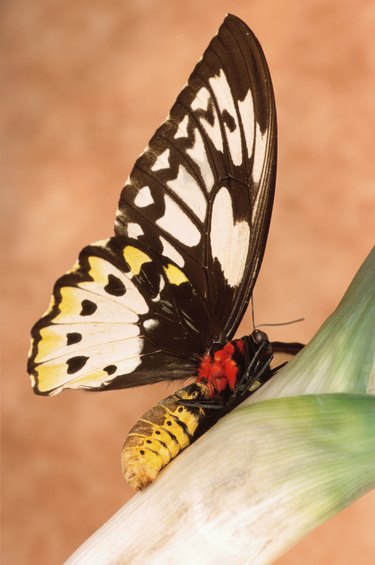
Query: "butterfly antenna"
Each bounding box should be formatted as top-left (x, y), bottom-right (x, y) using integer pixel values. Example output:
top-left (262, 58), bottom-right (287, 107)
top-left (250, 295), bottom-right (303, 330)
top-left (257, 317), bottom-right (304, 328)
top-left (250, 296), bottom-right (256, 331)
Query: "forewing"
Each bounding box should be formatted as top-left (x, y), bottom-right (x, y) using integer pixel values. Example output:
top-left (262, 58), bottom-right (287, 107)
top-left (28, 238), bottom-right (211, 395)
top-left (115, 14), bottom-right (276, 341)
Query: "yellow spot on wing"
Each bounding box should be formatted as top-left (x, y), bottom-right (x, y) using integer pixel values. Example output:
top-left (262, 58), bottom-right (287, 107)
top-left (123, 246), bottom-right (152, 275)
top-left (87, 256), bottom-right (108, 284)
top-left (163, 263), bottom-right (189, 286)
top-left (54, 287), bottom-right (82, 321)
top-left (34, 326), bottom-right (66, 363)
top-left (34, 362), bottom-right (68, 393)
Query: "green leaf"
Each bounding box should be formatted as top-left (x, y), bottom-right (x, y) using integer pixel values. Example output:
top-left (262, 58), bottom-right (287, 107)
top-left (66, 394), bottom-right (375, 565)
top-left (252, 246), bottom-right (375, 400)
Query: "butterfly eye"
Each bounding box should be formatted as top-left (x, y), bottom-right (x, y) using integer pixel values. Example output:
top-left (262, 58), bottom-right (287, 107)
top-left (252, 329), bottom-right (268, 345)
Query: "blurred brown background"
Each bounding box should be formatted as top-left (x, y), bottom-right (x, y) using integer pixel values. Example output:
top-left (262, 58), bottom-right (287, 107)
top-left (2, 1), bottom-right (374, 563)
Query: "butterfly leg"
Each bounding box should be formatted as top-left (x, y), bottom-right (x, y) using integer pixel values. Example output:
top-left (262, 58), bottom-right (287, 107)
top-left (178, 398), bottom-right (225, 410)
top-left (235, 338), bottom-right (273, 397)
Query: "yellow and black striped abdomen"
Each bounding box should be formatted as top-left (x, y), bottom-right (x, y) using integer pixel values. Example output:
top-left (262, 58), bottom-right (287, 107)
top-left (121, 382), bottom-right (211, 490)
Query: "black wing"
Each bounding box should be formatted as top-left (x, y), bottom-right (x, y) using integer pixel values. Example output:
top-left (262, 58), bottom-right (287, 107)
top-left (115, 14), bottom-right (276, 342)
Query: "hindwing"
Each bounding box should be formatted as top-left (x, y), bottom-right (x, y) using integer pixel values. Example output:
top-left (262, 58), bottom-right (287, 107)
top-left (28, 238), bottom-right (211, 394)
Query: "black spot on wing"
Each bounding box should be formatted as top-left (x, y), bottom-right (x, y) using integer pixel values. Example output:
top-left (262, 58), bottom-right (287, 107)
top-left (66, 332), bottom-right (82, 345)
top-left (104, 274), bottom-right (126, 297)
top-left (103, 364), bottom-right (117, 376)
top-left (67, 356), bottom-right (89, 374)
top-left (80, 299), bottom-right (97, 316)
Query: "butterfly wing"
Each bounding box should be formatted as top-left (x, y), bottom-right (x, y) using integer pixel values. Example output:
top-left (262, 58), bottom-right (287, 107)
top-left (115, 14), bottom-right (276, 341)
top-left (28, 238), bottom-right (212, 394)
top-left (28, 15), bottom-right (276, 395)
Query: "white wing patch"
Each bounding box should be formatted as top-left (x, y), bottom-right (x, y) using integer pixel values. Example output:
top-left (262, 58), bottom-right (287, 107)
top-left (210, 187), bottom-right (250, 287)
top-left (156, 194), bottom-right (201, 247)
top-left (209, 70), bottom-right (242, 166)
top-left (127, 223), bottom-right (144, 239)
top-left (174, 114), bottom-right (189, 139)
top-left (199, 106), bottom-right (223, 153)
top-left (191, 87), bottom-right (210, 112)
top-left (167, 165), bottom-right (207, 221)
top-left (252, 123), bottom-right (267, 186)
top-left (237, 90), bottom-right (255, 157)
top-left (151, 148), bottom-right (170, 172)
top-left (143, 318), bottom-right (158, 331)
top-left (134, 186), bottom-right (154, 208)
top-left (36, 322), bottom-right (139, 363)
top-left (191, 86), bottom-right (223, 153)
top-left (160, 236), bottom-right (185, 268)
top-left (186, 129), bottom-right (214, 193)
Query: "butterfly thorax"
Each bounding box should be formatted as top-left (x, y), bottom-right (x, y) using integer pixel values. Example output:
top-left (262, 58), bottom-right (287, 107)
top-left (196, 330), bottom-right (273, 402)
top-left (196, 340), bottom-right (246, 398)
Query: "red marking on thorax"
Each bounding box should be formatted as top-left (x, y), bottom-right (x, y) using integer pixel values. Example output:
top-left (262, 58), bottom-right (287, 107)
top-left (196, 339), bottom-right (245, 397)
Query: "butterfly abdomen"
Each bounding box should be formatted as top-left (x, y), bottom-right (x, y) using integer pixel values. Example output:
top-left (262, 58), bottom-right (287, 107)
top-left (121, 383), bottom-right (211, 490)
top-left (122, 332), bottom-right (276, 489)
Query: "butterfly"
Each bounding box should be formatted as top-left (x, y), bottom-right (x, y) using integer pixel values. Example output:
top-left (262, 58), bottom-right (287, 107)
top-left (28, 14), bottom-right (302, 490)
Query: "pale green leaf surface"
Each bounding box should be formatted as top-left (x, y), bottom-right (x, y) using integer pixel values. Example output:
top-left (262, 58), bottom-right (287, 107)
top-left (251, 246), bottom-right (375, 401)
top-left (65, 394), bottom-right (375, 565)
